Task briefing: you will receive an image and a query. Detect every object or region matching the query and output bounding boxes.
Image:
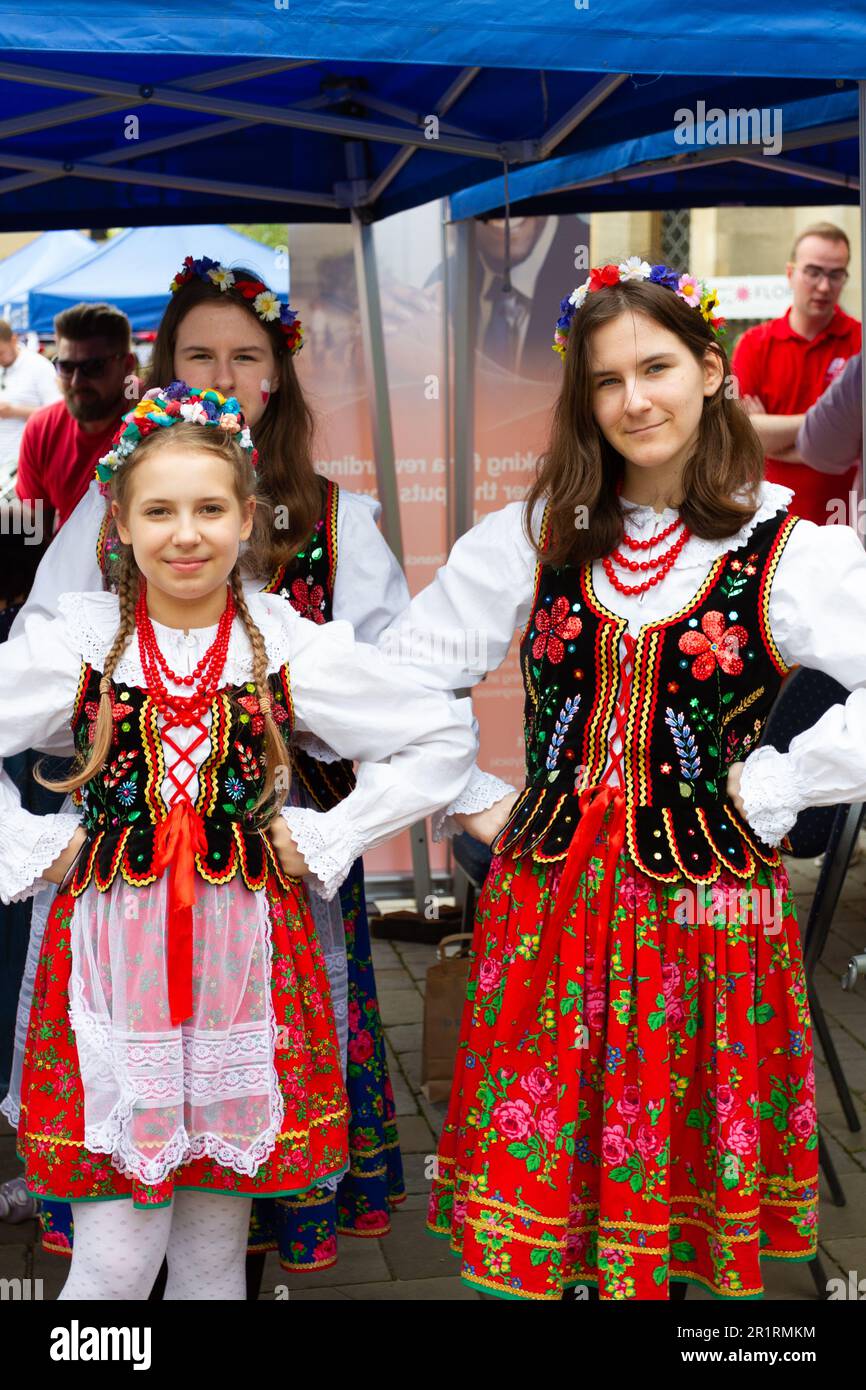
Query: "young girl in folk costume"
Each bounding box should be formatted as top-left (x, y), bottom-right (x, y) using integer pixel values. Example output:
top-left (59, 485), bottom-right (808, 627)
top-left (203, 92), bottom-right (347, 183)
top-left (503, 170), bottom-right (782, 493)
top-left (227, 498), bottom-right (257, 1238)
top-left (6, 256), bottom-right (414, 1278)
top-left (379, 257), bottom-right (866, 1301)
top-left (0, 385), bottom-right (475, 1300)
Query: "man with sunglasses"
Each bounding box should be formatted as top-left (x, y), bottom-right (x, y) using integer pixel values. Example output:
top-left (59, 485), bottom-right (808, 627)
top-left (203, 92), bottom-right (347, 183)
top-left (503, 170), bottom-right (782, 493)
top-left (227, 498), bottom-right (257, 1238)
top-left (732, 221), bottom-right (861, 525)
top-left (15, 302), bottom-right (135, 534)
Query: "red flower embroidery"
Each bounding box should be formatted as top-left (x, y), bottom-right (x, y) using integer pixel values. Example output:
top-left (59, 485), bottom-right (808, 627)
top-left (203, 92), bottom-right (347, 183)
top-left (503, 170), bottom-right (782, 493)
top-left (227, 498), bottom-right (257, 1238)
top-left (84, 698), bottom-right (129, 744)
top-left (678, 611), bottom-right (748, 680)
top-left (289, 577), bottom-right (326, 623)
top-left (532, 597), bottom-right (582, 664)
top-left (237, 695), bottom-right (290, 736)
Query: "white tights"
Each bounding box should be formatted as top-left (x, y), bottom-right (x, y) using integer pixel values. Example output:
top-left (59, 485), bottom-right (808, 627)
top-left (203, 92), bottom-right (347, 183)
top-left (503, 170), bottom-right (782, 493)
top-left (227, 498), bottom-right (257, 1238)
top-left (56, 1191), bottom-right (252, 1301)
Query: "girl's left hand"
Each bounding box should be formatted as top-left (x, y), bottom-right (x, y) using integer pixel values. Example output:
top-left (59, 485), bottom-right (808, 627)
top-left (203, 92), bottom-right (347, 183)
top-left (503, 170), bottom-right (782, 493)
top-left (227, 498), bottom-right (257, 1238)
top-left (726, 761), bottom-right (746, 818)
top-left (268, 815), bottom-right (310, 879)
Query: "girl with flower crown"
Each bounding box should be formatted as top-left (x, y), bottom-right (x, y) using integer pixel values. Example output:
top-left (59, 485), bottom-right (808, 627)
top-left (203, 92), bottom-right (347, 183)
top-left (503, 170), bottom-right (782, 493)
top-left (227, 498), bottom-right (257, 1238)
top-left (0, 386), bottom-right (475, 1300)
top-left (377, 256), bottom-right (866, 1301)
top-left (5, 256), bottom-right (420, 1283)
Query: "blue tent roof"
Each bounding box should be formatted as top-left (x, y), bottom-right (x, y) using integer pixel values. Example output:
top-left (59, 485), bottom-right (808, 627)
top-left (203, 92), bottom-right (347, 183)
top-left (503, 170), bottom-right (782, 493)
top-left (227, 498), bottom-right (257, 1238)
top-left (0, 229), bottom-right (96, 329)
top-left (27, 223), bottom-right (285, 333)
top-left (0, 5), bottom-right (863, 231)
top-left (4, 2), bottom-right (866, 80)
top-left (450, 88), bottom-right (862, 220)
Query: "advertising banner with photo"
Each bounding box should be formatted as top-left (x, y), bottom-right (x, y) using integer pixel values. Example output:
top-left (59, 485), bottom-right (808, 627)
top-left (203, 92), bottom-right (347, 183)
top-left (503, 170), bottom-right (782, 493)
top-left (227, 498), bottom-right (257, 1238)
top-left (291, 207), bottom-right (589, 879)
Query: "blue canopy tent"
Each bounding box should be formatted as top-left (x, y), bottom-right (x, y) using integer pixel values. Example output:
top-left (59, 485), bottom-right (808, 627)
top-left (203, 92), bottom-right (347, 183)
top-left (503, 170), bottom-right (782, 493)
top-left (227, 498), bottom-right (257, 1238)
top-left (1, 2), bottom-right (864, 902)
top-left (27, 223), bottom-right (285, 333)
top-left (0, 229), bottom-right (96, 330)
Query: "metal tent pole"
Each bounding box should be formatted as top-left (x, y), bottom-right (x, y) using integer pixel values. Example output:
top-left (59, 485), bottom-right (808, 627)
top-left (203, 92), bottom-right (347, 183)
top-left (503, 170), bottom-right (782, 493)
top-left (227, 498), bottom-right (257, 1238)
top-left (860, 82), bottom-right (866, 514)
top-left (451, 215), bottom-right (478, 543)
top-left (350, 171), bottom-right (433, 912)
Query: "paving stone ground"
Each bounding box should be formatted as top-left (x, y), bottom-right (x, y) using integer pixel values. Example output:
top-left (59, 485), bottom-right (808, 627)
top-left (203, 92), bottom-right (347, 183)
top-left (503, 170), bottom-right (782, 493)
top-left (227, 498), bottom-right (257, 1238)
top-left (2, 848), bottom-right (865, 1301)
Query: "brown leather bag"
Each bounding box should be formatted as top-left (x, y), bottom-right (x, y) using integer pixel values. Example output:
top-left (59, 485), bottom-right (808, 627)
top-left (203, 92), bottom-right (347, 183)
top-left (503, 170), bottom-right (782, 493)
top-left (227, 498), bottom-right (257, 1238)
top-left (421, 933), bottom-right (474, 1103)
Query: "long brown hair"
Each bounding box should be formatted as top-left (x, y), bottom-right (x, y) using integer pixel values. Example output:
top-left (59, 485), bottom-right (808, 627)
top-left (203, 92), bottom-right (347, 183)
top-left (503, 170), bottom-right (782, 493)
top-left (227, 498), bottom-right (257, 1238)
top-left (525, 277), bottom-right (765, 568)
top-left (147, 269), bottom-right (320, 580)
top-left (39, 424), bottom-right (290, 812)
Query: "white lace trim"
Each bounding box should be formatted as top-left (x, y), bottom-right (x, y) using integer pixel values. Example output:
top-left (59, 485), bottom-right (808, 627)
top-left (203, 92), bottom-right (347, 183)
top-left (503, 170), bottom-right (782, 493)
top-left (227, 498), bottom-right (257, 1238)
top-left (621, 481), bottom-right (794, 566)
top-left (68, 895), bottom-right (285, 1188)
top-left (292, 732), bottom-right (343, 765)
top-left (279, 805), bottom-right (365, 902)
top-left (56, 589), bottom-right (298, 685)
top-left (431, 769), bottom-right (517, 842)
top-left (0, 813), bottom-right (82, 905)
top-left (738, 744), bottom-right (809, 847)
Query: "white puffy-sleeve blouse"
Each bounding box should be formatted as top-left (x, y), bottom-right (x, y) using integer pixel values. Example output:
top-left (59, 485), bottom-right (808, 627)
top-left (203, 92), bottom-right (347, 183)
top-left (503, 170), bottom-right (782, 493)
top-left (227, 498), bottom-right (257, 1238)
top-left (0, 591), bottom-right (476, 905)
top-left (377, 480), bottom-right (866, 847)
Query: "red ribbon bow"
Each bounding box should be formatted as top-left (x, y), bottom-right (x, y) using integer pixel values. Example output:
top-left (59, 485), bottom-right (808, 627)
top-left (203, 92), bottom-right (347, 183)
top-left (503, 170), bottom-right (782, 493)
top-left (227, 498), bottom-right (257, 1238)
top-left (152, 800), bottom-right (208, 1025)
top-left (503, 783), bottom-right (627, 1046)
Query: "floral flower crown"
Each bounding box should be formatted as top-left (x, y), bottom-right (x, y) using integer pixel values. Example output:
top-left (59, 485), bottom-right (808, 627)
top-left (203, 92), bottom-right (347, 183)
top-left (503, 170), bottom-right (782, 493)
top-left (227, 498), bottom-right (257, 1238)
top-left (95, 381), bottom-right (257, 488)
top-left (169, 255), bottom-right (304, 356)
top-left (553, 257), bottom-right (726, 359)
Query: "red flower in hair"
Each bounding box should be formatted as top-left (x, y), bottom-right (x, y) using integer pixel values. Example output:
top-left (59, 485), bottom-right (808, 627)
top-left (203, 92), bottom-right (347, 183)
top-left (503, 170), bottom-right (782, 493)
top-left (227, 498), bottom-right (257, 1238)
top-left (678, 611), bottom-right (749, 680)
top-left (531, 596), bottom-right (582, 664)
top-left (589, 264), bottom-right (620, 291)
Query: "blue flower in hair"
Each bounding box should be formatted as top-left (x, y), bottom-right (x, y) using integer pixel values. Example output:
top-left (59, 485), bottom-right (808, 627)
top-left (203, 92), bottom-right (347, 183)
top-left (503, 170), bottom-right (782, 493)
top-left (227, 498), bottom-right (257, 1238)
top-left (649, 264), bottom-right (679, 290)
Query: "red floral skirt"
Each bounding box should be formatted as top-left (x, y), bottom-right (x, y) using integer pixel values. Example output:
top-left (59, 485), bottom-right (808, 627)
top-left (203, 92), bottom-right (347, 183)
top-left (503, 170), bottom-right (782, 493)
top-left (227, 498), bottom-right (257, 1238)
top-left (17, 880), bottom-right (349, 1212)
top-left (428, 817), bottom-right (819, 1300)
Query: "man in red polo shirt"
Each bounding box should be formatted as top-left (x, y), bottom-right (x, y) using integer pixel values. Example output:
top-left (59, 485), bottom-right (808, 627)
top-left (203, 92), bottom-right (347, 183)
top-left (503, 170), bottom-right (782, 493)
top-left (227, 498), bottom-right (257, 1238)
top-left (15, 301), bottom-right (135, 534)
top-left (732, 222), bottom-right (861, 525)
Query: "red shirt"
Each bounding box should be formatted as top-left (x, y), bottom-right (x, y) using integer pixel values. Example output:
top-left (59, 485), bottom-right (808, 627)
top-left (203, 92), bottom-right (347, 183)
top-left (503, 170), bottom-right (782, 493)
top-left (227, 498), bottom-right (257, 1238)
top-left (732, 305), bottom-right (861, 525)
top-left (15, 400), bottom-right (123, 530)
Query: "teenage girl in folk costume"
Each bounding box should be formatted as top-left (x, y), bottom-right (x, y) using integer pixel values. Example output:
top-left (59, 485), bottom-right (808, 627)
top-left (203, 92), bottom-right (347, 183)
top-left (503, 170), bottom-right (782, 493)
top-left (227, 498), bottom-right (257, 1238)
top-left (379, 257), bottom-right (866, 1301)
top-left (4, 257), bottom-right (416, 1278)
top-left (0, 386), bottom-right (475, 1300)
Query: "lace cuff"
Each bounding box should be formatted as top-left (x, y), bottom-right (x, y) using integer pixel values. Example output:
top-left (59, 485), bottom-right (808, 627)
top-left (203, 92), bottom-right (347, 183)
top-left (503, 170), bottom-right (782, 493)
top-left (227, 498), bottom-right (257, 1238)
top-left (431, 767), bottom-right (517, 843)
top-left (0, 812), bottom-right (82, 904)
top-left (279, 805), bottom-right (365, 902)
top-left (738, 746), bottom-right (809, 847)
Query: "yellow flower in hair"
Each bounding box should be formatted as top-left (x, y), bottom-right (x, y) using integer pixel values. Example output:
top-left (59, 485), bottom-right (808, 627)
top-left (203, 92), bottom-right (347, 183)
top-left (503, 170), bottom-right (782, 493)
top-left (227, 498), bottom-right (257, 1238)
top-left (700, 288), bottom-right (720, 320)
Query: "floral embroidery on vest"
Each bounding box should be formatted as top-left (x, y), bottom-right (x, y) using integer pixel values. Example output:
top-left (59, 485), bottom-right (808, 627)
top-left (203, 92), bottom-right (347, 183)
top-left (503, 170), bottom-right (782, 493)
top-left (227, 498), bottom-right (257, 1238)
top-left (494, 508), bottom-right (799, 884)
top-left (68, 662), bottom-right (296, 897)
top-left (263, 476), bottom-right (355, 812)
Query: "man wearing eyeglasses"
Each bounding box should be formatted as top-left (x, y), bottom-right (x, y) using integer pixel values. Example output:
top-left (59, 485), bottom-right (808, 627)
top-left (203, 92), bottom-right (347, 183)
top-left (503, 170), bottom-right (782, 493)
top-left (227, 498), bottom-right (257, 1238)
top-left (14, 302), bottom-right (135, 533)
top-left (732, 222), bottom-right (861, 526)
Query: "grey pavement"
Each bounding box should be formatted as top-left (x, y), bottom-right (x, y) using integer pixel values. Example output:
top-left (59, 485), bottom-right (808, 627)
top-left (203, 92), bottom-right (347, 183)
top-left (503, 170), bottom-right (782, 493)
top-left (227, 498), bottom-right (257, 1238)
top-left (2, 848), bottom-right (865, 1301)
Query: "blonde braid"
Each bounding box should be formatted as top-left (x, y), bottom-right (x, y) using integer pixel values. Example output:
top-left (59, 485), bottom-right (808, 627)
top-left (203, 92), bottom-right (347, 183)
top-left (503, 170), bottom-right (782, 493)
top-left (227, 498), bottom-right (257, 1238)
top-left (231, 569), bottom-right (290, 813)
top-left (37, 553), bottom-right (140, 793)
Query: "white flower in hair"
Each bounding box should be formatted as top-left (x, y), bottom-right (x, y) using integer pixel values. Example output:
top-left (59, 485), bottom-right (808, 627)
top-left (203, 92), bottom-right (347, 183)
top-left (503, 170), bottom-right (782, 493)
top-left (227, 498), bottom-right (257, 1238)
top-left (253, 289), bottom-right (280, 321)
top-left (569, 280), bottom-right (590, 309)
top-left (618, 257), bottom-right (652, 281)
top-left (239, 426), bottom-right (253, 449)
top-left (208, 267), bottom-right (236, 292)
top-left (180, 401), bottom-right (208, 424)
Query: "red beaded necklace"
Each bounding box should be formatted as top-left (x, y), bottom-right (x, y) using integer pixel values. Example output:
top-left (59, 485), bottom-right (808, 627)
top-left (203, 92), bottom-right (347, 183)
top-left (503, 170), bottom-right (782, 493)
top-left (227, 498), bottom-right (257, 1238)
top-left (136, 581), bottom-right (236, 728)
top-left (604, 514), bottom-right (691, 596)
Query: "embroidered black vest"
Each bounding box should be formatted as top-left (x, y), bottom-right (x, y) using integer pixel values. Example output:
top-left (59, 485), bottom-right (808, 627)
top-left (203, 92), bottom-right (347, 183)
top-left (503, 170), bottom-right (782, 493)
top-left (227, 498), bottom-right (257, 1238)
top-left (97, 474), bottom-right (355, 813)
top-left (492, 506), bottom-right (799, 883)
top-left (68, 661), bottom-right (297, 898)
